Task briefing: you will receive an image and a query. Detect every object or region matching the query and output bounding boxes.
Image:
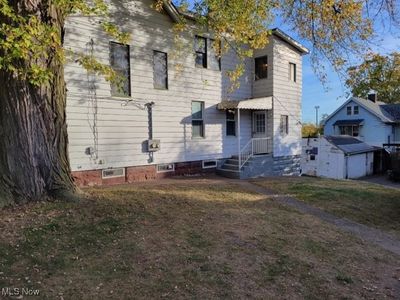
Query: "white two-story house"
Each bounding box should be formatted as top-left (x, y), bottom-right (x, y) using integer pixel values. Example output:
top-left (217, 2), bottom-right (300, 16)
top-left (64, 0), bottom-right (309, 186)
top-left (323, 95), bottom-right (400, 147)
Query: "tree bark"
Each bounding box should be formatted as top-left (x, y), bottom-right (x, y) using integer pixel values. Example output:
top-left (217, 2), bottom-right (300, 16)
top-left (0, 0), bottom-right (75, 206)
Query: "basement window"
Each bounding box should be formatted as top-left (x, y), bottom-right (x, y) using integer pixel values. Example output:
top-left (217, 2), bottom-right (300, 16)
top-left (202, 160), bottom-right (218, 169)
top-left (102, 168), bottom-right (125, 179)
top-left (157, 163), bottom-right (175, 173)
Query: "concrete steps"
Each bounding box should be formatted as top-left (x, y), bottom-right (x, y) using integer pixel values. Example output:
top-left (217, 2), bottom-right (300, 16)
top-left (217, 154), bottom-right (273, 179)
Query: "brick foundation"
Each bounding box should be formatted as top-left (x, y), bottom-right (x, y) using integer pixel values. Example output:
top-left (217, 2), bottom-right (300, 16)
top-left (72, 160), bottom-right (216, 187)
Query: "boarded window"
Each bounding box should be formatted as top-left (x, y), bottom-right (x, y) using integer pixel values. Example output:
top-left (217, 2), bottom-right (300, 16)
top-left (353, 105), bottom-right (359, 115)
top-left (209, 39), bottom-right (221, 71)
top-left (153, 51), bottom-right (168, 89)
top-left (255, 56), bottom-right (268, 80)
top-left (195, 36), bottom-right (207, 68)
top-left (192, 101), bottom-right (205, 138)
top-left (280, 115), bottom-right (289, 135)
top-left (110, 42), bottom-right (131, 97)
top-left (289, 62), bottom-right (297, 82)
top-left (226, 110), bottom-right (236, 136)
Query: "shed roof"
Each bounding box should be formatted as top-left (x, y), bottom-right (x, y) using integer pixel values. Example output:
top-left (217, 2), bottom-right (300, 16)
top-left (217, 97), bottom-right (273, 110)
top-left (325, 135), bottom-right (381, 155)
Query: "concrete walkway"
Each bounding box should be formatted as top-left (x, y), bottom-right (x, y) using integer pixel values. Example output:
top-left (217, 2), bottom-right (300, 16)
top-left (238, 181), bottom-right (400, 256)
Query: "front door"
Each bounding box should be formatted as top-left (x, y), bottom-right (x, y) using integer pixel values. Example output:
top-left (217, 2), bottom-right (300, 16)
top-left (252, 111), bottom-right (267, 138)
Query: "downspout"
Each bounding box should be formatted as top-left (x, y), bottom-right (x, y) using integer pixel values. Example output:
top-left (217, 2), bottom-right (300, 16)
top-left (238, 108), bottom-right (241, 171)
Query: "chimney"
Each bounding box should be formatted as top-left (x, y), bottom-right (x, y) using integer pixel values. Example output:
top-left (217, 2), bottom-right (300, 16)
top-left (368, 91), bottom-right (377, 103)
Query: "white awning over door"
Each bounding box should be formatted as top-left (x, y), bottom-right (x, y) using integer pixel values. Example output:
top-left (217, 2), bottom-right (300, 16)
top-left (217, 97), bottom-right (273, 110)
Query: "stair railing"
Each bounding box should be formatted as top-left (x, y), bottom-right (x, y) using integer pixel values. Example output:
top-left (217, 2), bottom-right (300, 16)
top-left (239, 137), bottom-right (272, 171)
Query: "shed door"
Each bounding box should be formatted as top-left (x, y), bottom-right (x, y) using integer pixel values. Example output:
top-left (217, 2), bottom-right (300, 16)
top-left (319, 150), bottom-right (343, 179)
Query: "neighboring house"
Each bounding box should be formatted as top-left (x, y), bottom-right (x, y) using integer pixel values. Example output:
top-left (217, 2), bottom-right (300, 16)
top-left (64, 0), bottom-right (309, 186)
top-left (302, 136), bottom-right (381, 179)
top-left (323, 96), bottom-right (400, 147)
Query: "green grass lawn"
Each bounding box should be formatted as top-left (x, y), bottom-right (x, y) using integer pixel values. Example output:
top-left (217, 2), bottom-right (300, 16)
top-left (0, 179), bottom-right (399, 299)
top-left (252, 176), bottom-right (400, 238)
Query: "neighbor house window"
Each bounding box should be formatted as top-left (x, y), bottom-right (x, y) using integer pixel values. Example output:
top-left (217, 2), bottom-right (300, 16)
top-left (339, 125), bottom-right (359, 137)
top-left (195, 36), bottom-right (207, 68)
top-left (289, 62), bottom-right (296, 82)
top-left (153, 50), bottom-right (168, 89)
top-left (346, 106), bottom-right (352, 115)
top-left (353, 105), bottom-right (359, 115)
top-left (226, 110), bottom-right (236, 136)
top-left (255, 56), bottom-right (268, 80)
top-left (110, 42), bottom-right (131, 97)
top-left (280, 115), bottom-right (289, 135)
top-left (192, 101), bottom-right (205, 138)
top-left (209, 39), bottom-right (221, 71)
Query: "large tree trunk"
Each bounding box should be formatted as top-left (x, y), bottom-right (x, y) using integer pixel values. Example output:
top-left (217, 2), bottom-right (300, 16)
top-left (0, 0), bottom-right (75, 206)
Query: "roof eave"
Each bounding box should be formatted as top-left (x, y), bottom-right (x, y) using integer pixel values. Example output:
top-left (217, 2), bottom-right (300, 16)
top-left (271, 28), bottom-right (309, 55)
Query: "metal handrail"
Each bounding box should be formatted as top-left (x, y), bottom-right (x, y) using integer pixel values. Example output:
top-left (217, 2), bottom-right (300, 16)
top-left (239, 137), bottom-right (272, 170)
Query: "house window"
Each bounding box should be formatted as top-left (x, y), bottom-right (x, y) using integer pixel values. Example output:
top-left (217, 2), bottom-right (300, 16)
top-left (192, 101), bottom-right (205, 138)
top-left (353, 105), bottom-right (359, 115)
top-left (195, 36), bottom-right (207, 68)
top-left (226, 110), bottom-right (236, 136)
top-left (289, 62), bottom-right (297, 82)
top-left (346, 106), bottom-right (352, 115)
top-left (280, 115), bottom-right (289, 135)
top-left (339, 125), bottom-right (359, 137)
top-left (209, 39), bottom-right (221, 71)
top-left (110, 42), bottom-right (131, 97)
top-left (255, 56), bottom-right (268, 80)
top-left (153, 51), bottom-right (168, 89)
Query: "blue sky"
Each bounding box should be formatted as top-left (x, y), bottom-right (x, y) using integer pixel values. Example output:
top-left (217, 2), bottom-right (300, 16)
top-left (300, 30), bottom-right (399, 123)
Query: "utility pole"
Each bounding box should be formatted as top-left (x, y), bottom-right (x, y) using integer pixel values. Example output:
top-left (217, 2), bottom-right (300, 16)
top-left (315, 106), bottom-right (320, 127)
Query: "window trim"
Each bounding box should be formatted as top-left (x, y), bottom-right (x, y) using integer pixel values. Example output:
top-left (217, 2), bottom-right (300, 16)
top-left (289, 62), bottom-right (297, 82)
top-left (280, 115), bottom-right (289, 135)
top-left (255, 55), bottom-right (268, 81)
top-left (339, 125), bottom-right (360, 137)
top-left (195, 35), bottom-right (207, 68)
top-left (109, 41), bottom-right (131, 97)
top-left (191, 101), bottom-right (205, 139)
top-left (226, 110), bottom-right (236, 137)
top-left (346, 106), bottom-right (352, 115)
top-left (202, 160), bottom-right (218, 169)
top-left (153, 50), bottom-right (168, 90)
top-left (353, 105), bottom-right (359, 115)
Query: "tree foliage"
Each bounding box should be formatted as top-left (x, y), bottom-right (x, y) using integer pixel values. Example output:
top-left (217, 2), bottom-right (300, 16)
top-left (158, 0), bottom-right (398, 84)
top-left (302, 123), bottom-right (322, 138)
top-left (346, 52), bottom-right (400, 103)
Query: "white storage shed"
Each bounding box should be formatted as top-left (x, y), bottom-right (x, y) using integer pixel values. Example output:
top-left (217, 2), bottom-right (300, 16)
top-left (302, 136), bottom-right (381, 179)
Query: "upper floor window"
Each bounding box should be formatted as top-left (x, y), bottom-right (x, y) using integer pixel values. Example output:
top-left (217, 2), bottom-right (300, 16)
top-left (353, 105), bottom-right (359, 115)
top-left (255, 56), bottom-right (268, 80)
top-left (153, 50), bottom-right (168, 89)
top-left (289, 62), bottom-right (297, 82)
top-left (280, 115), bottom-right (289, 135)
top-left (226, 110), bottom-right (236, 136)
top-left (209, 39), bottom-right (221, 71)
top-left (192, 101), bottom-right (205, 138)
top-left (346, 106), bottom-right (352, 115)
top-left (110, 42), bottom-right (131, 97)
top-left (195, 36), bottom-right (207, 68)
